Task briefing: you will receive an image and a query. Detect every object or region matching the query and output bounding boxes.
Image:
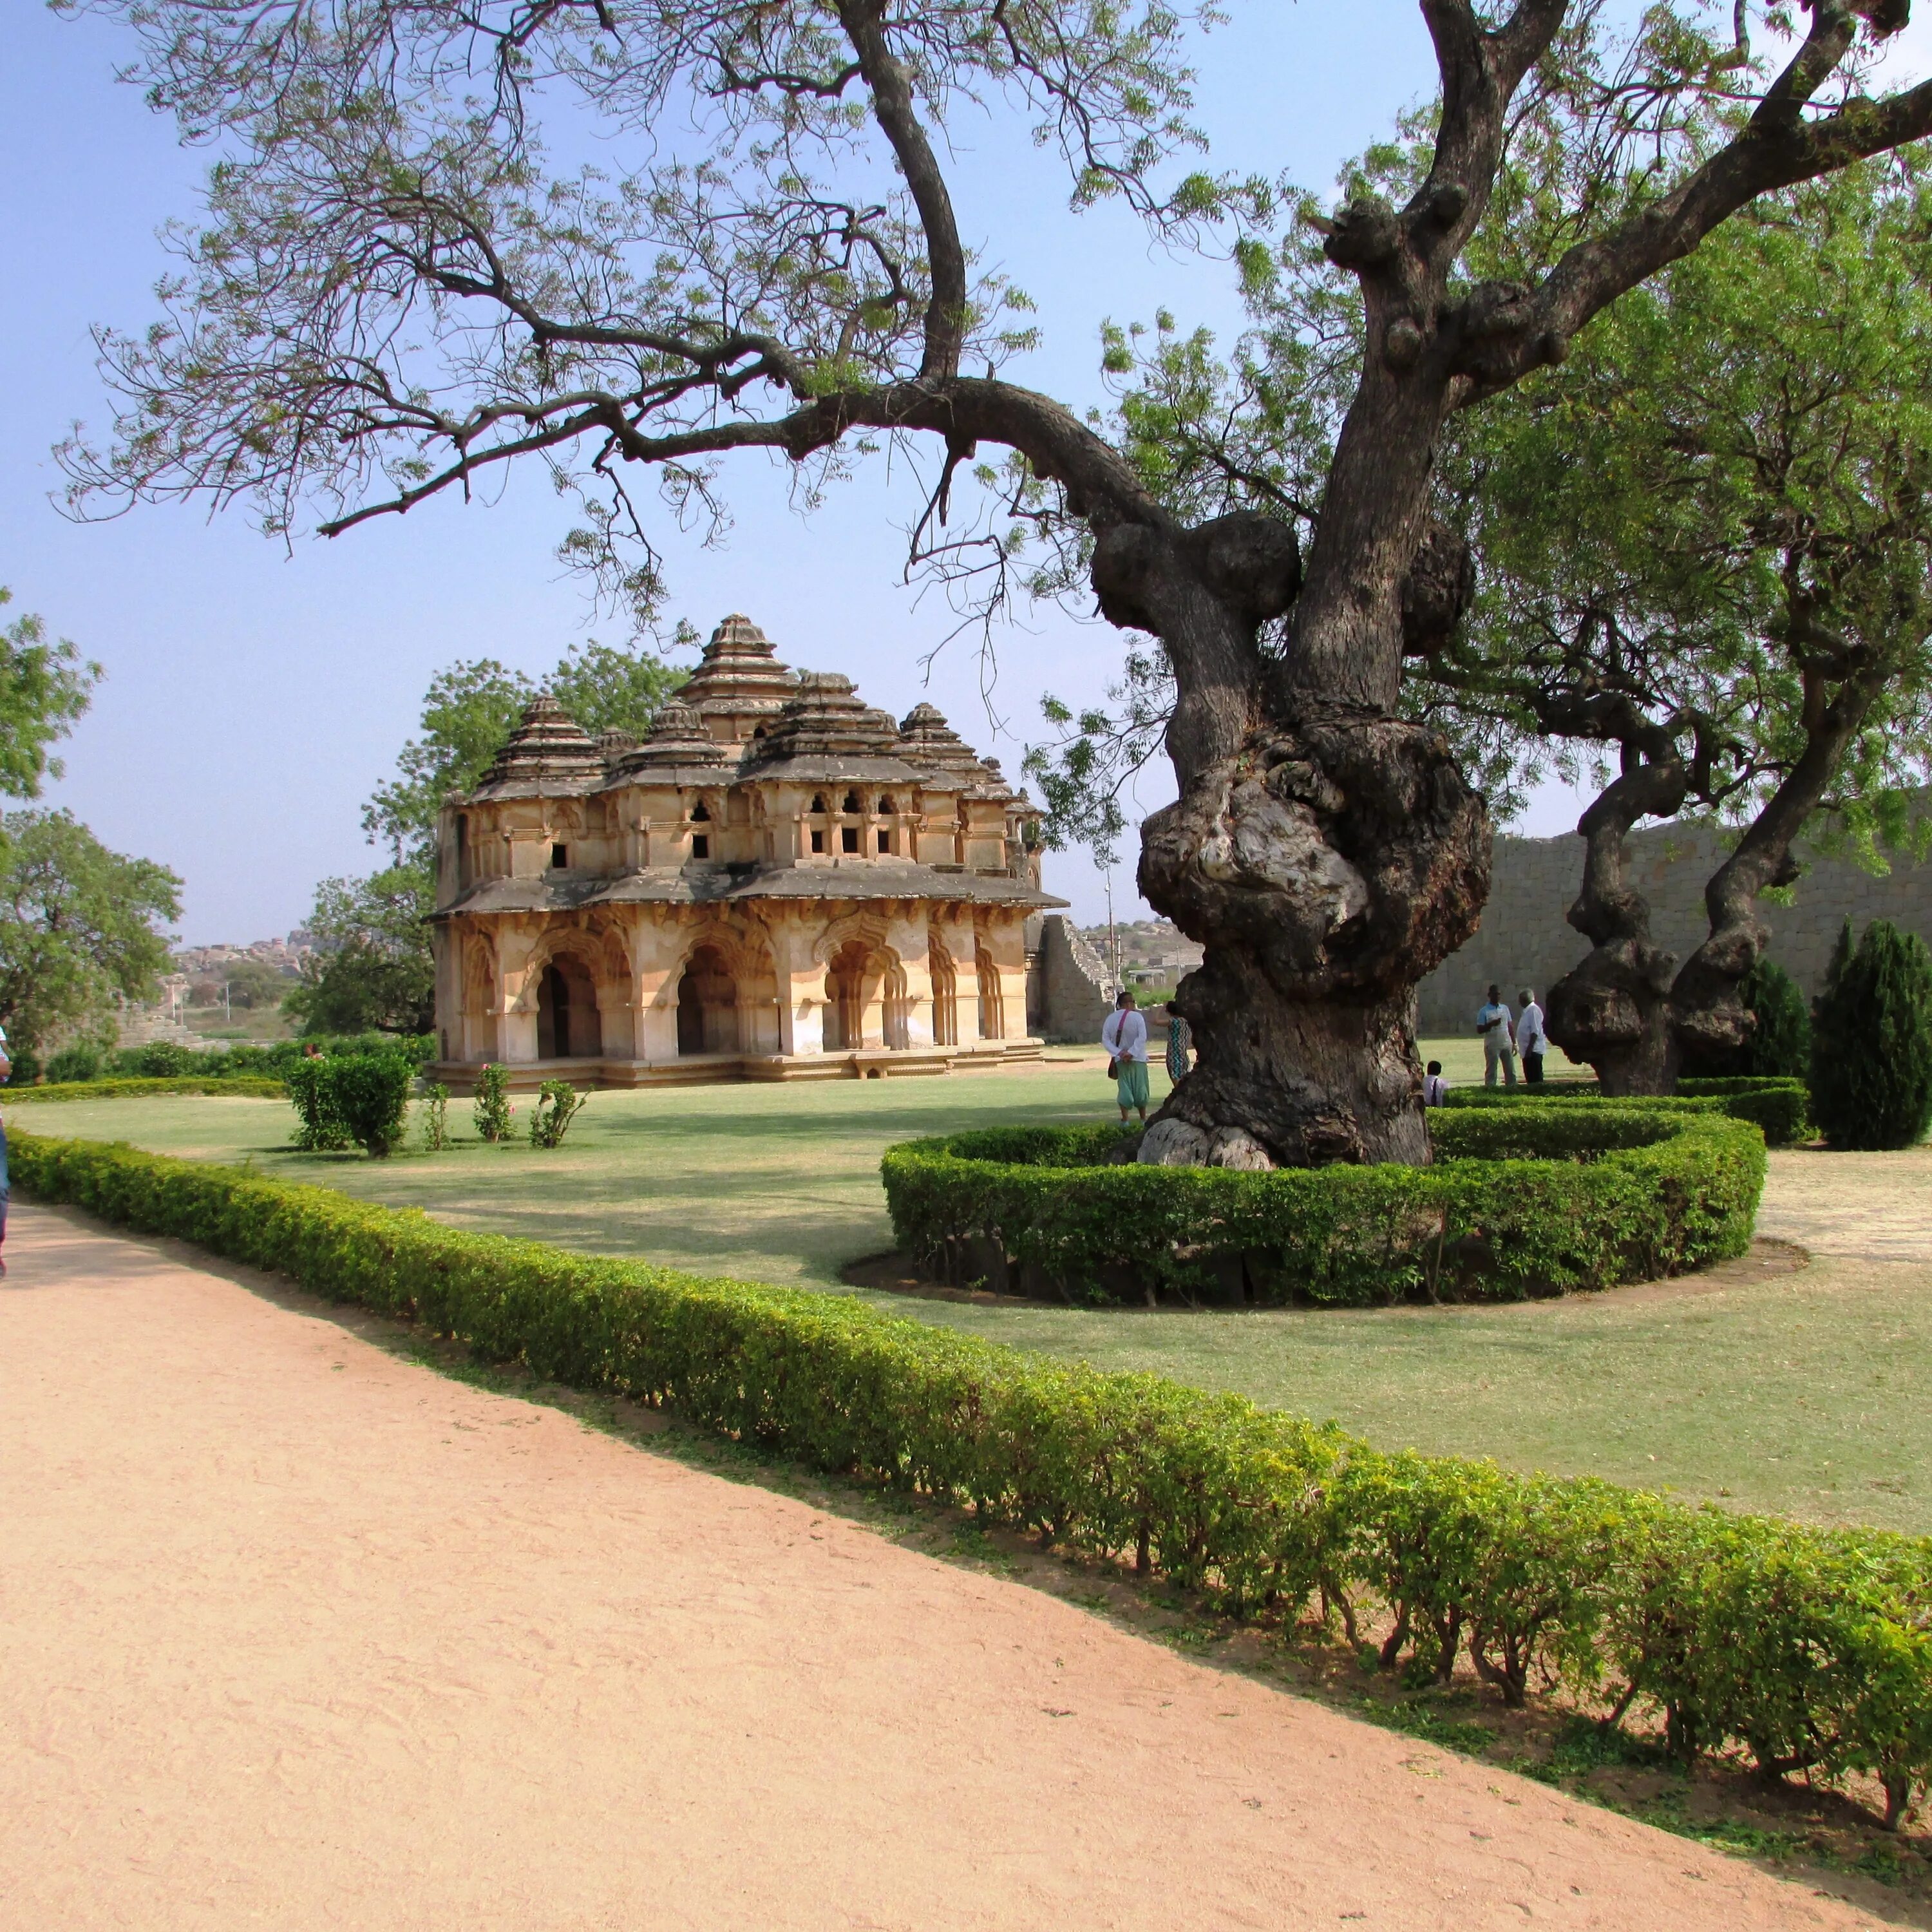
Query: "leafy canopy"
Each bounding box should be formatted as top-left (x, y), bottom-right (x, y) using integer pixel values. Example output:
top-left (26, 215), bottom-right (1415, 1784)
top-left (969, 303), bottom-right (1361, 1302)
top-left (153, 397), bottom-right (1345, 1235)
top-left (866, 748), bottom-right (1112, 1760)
top-left (362, 634), bottom-right (685, 862)
top-left (0, 587), bottom-right (99, 802)
top-left (0, 808), bottom-right (183, 1053)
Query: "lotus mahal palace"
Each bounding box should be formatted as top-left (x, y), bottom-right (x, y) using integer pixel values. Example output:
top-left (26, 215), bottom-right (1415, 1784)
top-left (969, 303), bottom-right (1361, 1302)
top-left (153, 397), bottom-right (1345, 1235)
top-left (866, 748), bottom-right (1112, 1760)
top-left (428, 616), bottom-right (1114, 1089)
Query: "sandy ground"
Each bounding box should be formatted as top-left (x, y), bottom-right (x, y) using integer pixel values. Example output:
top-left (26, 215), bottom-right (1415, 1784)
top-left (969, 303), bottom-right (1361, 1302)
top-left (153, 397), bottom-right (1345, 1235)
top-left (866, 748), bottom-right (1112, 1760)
top-left (0, 1205), bottom-right (1899, 1932)
top-left (1757, 1144), bottom-right (1932, 1261)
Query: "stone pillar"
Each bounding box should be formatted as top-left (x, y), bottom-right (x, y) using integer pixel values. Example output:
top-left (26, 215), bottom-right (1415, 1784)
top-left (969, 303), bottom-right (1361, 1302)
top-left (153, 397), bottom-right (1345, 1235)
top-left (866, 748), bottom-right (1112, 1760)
top-left (633, 922), bottom-right (685, 1064)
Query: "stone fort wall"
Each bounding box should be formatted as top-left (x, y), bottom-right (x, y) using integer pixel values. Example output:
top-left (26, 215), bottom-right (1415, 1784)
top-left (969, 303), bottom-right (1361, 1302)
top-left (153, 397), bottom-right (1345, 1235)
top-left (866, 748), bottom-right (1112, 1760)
top-left (1417, 811), bottom-right (1932, 1037)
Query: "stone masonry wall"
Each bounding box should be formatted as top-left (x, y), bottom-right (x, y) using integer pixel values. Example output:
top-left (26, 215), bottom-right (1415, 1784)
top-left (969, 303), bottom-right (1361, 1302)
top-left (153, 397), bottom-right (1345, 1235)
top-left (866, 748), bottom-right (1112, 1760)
top-left (1030, 914), bottom-right (1117, 1045)
top-left (1417, 813), bottom-right (1932, 1036)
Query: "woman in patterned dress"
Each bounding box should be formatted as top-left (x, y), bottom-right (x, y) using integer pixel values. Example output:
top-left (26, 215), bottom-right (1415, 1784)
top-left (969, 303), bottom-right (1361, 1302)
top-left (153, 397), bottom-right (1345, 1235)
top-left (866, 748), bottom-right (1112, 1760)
top-left (1164, 1001), bottom-right (1191, 1084)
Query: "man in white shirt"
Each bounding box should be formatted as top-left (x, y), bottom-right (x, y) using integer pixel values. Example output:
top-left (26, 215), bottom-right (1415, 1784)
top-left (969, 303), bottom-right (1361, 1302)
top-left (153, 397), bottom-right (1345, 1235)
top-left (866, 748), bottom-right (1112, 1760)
top-left (1100, 990), bottom-right (1151, 1124)
top-left (1423, 1059), bottom-right (1450, 1106)
top-left (1475, 983), bottom-right (1517, 1088)
top-left (1515, 989), bottom-right (1548, 1086)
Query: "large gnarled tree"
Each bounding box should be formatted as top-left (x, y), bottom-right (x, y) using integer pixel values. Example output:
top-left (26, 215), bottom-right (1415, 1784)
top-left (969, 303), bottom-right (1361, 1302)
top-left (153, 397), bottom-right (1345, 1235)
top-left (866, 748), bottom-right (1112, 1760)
top-left (1423, 158), bottom-right (1932, 1091)
top-left (60, 0), bottom-right (1932, 1163)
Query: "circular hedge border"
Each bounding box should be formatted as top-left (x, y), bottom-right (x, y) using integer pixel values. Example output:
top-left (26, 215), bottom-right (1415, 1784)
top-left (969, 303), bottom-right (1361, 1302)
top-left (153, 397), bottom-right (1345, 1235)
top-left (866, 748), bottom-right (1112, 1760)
top-left (880, 1102), bottom-right (1767, 1308)
top-left (1443, 1075), bottom-right (1810, 1146)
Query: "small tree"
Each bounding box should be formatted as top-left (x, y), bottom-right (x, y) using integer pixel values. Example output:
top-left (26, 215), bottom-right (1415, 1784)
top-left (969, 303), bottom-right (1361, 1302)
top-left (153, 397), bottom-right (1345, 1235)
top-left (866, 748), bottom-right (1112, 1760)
top-left (327, 1054), bottom-right (416, 1157)
top-left (1811, 921), bottom-right (1932, 1151)
top-left (287, 1056), bottom-right (352, 1151)
top-left (419, 1082), bottom-right (451, 1151)
top-left (472, 1063), bottom-right (512, 1144)
top-left (529, 1079), bottom-right (585, 1149)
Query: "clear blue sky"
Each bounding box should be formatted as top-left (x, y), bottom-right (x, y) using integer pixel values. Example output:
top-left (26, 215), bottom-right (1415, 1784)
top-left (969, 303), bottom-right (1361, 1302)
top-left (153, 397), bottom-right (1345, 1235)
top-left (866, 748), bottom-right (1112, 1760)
top-left (6, 3), bottom-right (1927, 942)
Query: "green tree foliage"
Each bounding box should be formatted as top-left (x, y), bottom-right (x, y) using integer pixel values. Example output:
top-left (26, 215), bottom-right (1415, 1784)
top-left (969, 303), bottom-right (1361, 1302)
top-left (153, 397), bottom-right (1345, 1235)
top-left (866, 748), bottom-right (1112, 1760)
top-left (1811, 920), bottom-right (1932, 1151)
top-left (0, 588), bottom-right (99, 801)
top-left (472, 1063), bottom-right (512, 1143)
top-left (312, 638), bottom-right (685, 1034)
top-left (361, 639), bottom-right (685, 866)
top-left (327, 1052), bottom-right (416, 1157)
top-left (213, 957), bottom-right (292, 1011)
top-left (283, 864), bottom-right (437, 1037)
top-left (0, 809), bottom-right (182, 1056)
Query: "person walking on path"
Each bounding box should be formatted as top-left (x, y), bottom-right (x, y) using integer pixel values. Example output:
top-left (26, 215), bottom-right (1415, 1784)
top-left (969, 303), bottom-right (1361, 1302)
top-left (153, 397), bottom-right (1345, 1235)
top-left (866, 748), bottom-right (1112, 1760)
top-left (1515, 989), bottom-right (1548, 1086)
top-left (1164, 1001), bottom-right (1191, 1084)
top-left (1476, 984), bottom-right (1518, 1088)
top-left (1102, 990), bottom-right (1151, 1125)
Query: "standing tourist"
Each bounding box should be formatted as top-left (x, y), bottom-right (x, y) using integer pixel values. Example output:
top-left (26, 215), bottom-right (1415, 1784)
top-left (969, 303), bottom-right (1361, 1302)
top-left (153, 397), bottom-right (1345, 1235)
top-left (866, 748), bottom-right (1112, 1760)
top-left (1164, 1001), bottom-right (1192, 1084)
top-left (1515, 989), bottom-right (1548, 1086)
top-left (1475, 983), bottom-right (1518, 1088)
top-left (1423, 1059), bottom-right (1449, 1106)
top-left (1101, 989), bottom-right (1151, 1126)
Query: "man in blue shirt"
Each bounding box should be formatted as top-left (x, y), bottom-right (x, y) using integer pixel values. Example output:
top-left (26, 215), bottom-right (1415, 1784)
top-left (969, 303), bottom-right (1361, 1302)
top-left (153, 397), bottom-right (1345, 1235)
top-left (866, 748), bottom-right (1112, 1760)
top-left (1475, 984), bottom-right (1518, 1088)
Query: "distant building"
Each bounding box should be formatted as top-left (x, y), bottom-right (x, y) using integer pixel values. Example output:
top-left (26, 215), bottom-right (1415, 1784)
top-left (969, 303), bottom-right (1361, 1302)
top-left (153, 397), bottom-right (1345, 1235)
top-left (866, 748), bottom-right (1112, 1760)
top-left (430, 615), bottom-right (1072, 1087)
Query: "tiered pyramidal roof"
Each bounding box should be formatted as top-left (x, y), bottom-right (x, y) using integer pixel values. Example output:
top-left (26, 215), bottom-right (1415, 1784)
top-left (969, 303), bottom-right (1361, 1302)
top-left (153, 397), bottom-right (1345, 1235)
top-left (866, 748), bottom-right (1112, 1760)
top-left (677, 614), bottom-right (799, 739)
top-left (477, 692), bottom-right (607, 788)
top-left (462, 616), bottom-right (1022, 805)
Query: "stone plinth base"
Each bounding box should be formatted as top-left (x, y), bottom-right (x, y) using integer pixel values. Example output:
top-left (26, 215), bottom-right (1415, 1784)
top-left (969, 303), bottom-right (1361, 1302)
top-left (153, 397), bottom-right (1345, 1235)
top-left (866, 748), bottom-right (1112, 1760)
top-left (425, 1038), bottom-right (1045, 1095)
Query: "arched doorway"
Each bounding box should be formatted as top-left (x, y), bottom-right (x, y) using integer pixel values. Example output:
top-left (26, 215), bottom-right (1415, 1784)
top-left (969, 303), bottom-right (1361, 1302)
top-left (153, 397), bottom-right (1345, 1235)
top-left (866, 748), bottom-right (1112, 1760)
top-left (537, 954), bottom-right (602, 1057)
top-left (676, 945), bottom-right (739, 1055)
top-left (929, 938), bottom-right (958, 1047)
top-left (823, 939), bottom-right (908, 1051)
top-left (823, 940), bottom-right (867, 1051)
top-left (976, 944), bottom-right (1005, 1041)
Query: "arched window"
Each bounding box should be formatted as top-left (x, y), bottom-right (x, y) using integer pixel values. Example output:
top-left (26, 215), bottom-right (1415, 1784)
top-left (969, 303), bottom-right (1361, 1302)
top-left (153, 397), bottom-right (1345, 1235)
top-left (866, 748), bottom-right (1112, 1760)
top-left (810, 793), bottom-right (828, 813)
top-left (876, 795), bottom-right (895, 813)
top-left (690, 798), bottom-right (712, 822)
top-left (842, 790), bottom-right (861, 813)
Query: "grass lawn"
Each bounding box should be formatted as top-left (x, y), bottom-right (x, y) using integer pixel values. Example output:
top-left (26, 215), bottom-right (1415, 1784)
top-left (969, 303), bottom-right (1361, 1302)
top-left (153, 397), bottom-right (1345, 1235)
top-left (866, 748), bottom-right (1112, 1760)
top-left (21, 1043), bottom-right (1928, 1536)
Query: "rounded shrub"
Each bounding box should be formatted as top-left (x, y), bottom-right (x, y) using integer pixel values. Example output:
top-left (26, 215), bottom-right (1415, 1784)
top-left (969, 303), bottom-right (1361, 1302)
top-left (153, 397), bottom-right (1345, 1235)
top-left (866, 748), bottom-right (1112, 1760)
top-left (881, 1101), bottom-right (1766, 1308)
top-left (45, 1043), bottom-right (105, 1084)
top-left (1810, 918), bottom-right (1932, 1151)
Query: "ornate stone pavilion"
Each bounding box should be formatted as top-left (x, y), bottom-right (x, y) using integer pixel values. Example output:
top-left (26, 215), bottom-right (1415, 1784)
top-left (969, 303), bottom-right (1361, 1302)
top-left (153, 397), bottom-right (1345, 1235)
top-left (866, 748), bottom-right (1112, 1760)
top-left (428, 616), bottom-right (1064, 1087)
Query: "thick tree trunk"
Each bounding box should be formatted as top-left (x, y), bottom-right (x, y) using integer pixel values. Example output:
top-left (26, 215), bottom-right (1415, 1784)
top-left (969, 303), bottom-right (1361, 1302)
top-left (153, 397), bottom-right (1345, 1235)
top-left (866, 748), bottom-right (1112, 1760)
top-left (1137, 707), bottom-right (1490, 1166)
top-left (1114, 363), bottom-right (1488, 1166)
top-left (1544, 760), bottom-right (1690, 1096)
top-left (1669, 672), bottom-right (1884, 1066)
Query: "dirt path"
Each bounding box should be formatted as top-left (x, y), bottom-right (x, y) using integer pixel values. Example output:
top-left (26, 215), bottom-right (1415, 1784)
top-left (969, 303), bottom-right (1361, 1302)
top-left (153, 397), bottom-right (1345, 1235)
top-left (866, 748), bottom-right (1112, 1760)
top-left (0, 1205), bottom-right (1895, 1932)
top-left (1758, 1144), bottom-right (1932, 1261)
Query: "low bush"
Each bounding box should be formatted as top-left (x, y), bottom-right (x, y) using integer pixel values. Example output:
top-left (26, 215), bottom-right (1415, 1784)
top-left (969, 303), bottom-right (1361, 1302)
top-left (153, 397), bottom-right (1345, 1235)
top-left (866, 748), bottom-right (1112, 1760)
top-left (473, 1063), bottom-right (513, 1143)
top-left (11, 1125), bottom-right (1930, 1828)
top-left (529, 1078), bottom-right (585, 1148)
top-left (328, 1054), bottom-right (415, 1157)
top-left (1443, 1078), bottom-right (1812, 1147)
top-left (286, 1057), bottom-right (351, 1151)
top-left (45, 1043), bottom-right (106, 1084)
top-left (6, 1075), bottom-right (287, 1103)
top-left (882, 1104), bottom-right (1765, 1308)
top-left (419, 1083), bottom-right (450, 1152)
top-left (1676, 1078), bottom-right (1812, 1148)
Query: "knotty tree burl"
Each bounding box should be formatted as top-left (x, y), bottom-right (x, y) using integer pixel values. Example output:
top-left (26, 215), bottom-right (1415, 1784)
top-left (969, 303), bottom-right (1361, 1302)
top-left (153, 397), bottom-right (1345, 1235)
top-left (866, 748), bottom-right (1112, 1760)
top-left (61, 0), bottom-right (1932, 1164)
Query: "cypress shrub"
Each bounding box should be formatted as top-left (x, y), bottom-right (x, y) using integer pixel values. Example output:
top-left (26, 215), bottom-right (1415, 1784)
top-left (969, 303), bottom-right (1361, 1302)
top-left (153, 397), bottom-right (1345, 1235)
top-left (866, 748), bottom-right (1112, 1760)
top-left (326, 1054), bottom-right (416, 1157)
top-left (1811, 919), bottom-right (1932, 1151)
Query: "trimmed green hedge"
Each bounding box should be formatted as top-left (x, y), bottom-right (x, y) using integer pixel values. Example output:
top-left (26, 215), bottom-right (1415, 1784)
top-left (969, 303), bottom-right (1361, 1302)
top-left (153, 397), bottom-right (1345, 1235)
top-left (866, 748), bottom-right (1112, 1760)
top-left (1443, 1077), bottom-right (1812, 1148)
top-left (881, 1105), bottom-right (1765, 1308)
top-left (6, 1076), bottom-right (288, 1104)
top-left (10, 1126), bottom-right (1927, 1828)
